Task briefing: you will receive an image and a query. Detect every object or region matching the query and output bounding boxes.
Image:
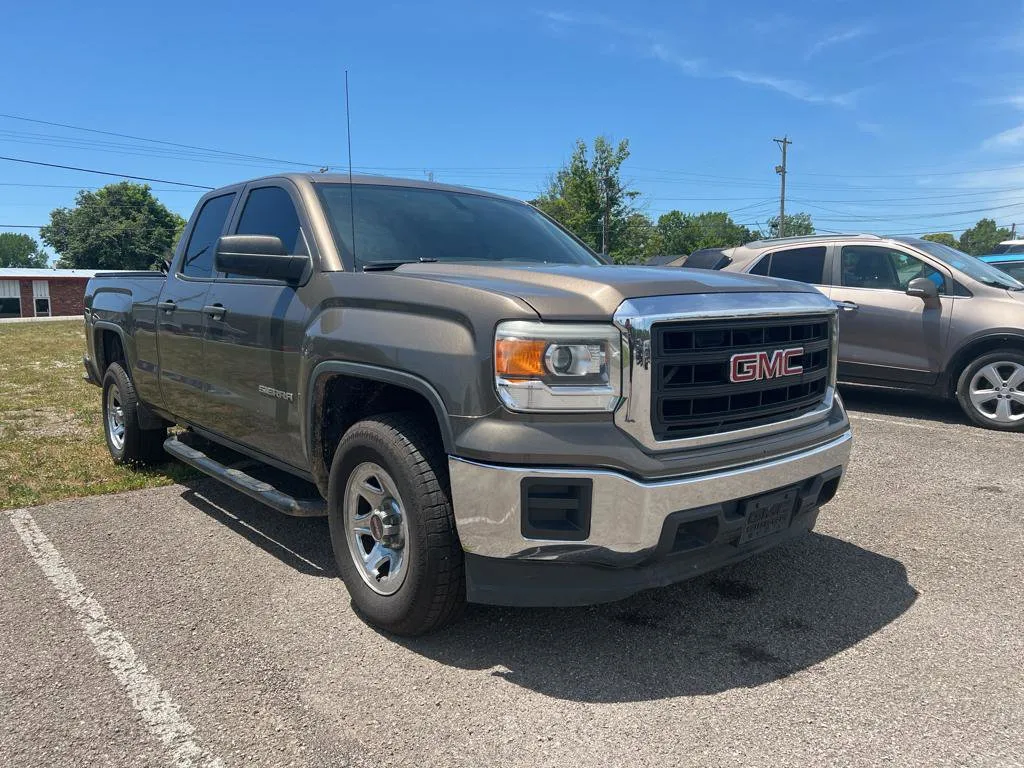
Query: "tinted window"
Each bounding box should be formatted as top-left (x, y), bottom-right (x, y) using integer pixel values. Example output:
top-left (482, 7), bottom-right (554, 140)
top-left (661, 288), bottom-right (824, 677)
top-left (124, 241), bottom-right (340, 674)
top-left (995, 262), bottom-right (1024, 281)
top-left (766, 246), bottom-right (826, 283)
top-left (181, 193), bottom-right (235, 278)
top-left (749, 246), bottom-right (825, 283)
top-left (235, 186), bottom-right (307, 256)
top-left (990, 244), bottom-right (1024, 255)
top-left (685, 248), bottom-right (731, 270)
top-left (748, 254), bottom-right (770, 275)
top-left (317, 184), bottom-right (600, 268)
top-left (840, 246), bottom-right (946, 293)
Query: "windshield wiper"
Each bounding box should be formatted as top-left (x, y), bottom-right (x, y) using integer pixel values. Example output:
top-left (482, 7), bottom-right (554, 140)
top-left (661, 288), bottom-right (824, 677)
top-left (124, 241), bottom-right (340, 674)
top-left (361, 257), bottom-right (439, 272)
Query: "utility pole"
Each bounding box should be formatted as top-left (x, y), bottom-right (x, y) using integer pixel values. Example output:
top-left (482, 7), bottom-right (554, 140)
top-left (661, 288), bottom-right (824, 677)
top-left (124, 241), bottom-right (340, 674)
top-left (773, 136), bottom-right (791, 238)
top-left (1012, 222), bottom-right (1017, 238)
top-left (600, 170), bottom-right (610, 256)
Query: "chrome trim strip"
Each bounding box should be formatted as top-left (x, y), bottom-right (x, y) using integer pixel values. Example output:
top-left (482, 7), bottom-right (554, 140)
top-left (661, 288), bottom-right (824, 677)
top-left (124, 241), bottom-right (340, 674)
top-left (449, 430), bottom-right (852, 559)
top-left (612, 292), bottom-right (839, 452)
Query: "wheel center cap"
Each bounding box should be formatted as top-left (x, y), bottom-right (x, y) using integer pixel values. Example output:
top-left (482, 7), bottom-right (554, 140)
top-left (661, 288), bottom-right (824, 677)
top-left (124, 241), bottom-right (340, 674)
top-left (369, 513), bottom-right (385, 542)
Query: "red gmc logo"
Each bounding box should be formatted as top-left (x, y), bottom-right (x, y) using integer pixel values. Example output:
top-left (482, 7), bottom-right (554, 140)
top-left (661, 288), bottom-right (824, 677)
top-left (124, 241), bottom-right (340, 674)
top-left (729, 347), bottom-right (804, 383)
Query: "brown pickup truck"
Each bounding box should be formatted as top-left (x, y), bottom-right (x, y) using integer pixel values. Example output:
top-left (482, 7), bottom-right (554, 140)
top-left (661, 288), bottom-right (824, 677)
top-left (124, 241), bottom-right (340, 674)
top-left (84, 173), bottom-right (852, 635)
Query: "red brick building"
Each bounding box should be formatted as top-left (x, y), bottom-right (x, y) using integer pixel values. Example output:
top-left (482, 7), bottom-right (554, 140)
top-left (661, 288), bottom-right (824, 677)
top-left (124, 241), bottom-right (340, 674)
top-left (0, 268), bottom-right (109, 319)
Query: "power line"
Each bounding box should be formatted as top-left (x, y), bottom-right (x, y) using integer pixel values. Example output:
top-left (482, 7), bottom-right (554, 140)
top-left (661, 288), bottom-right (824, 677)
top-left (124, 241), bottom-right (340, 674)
top-left (0, 182), bottom-right (197, 192)
top-left (0, 155), bottom-right (213, 189)
top-left (0, 113), bottom-right (326, 169)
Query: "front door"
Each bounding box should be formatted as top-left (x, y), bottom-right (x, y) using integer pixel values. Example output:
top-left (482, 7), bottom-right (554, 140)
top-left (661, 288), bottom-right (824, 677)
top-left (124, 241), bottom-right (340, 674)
top-left (202, 184), bottom-right (312, 468)
top-left (157, 191), bottom-right (237, 424)
top-left (830, 244), bottom-right (954, 385)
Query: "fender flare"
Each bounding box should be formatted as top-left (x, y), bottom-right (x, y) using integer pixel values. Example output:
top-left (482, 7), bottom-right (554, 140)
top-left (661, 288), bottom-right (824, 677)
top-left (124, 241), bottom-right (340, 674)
top-left (307, 361), bottom-right (455, 456)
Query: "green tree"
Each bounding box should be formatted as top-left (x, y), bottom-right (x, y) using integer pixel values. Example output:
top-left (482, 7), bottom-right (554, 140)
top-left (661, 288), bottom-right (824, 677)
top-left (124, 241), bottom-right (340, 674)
top-left (531, 136), bottom-right (640, 262)
top-left (653, 210), bottom-right (756, 256)
top-left (616, 212), bottom-right (657, 264)
top-left (766, 212), bottom-right (815, 239)
top-left (0, 232), bottom-right (49, 268)
top-left (922, 232), bottom-right (959, 249)
top-left (957, 218), bottom-right (1011, 256)
top-left (41, 182), bottom-right (186, 270)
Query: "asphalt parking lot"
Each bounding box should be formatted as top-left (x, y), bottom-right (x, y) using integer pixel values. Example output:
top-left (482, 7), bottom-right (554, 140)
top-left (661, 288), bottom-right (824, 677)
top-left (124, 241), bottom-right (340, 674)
top-left (2, 388), bottom-right (1022, 768)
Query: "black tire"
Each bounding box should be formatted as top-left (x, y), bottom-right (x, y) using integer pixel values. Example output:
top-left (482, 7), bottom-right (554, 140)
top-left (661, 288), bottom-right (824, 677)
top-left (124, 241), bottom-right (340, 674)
top-left (955, 349), bottom-right (1024, 432)
top-left (101, 363), bottom-right (167, 464)
top-left (327, 413), bottom-right (465, 636)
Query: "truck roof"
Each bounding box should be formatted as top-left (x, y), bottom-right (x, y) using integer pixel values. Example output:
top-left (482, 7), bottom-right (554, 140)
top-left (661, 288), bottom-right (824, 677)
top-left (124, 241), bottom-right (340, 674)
top-left (223, 172), bottom-right (522, 204)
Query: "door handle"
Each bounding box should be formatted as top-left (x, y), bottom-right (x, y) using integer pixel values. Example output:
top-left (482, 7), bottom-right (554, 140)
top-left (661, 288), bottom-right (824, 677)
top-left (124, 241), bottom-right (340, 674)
top-left (157, 300), bottom-right (177, 313)
top-left (203, 303), bottom-right (227, 320)
top-left (834, 301), bottom-right (858, 311)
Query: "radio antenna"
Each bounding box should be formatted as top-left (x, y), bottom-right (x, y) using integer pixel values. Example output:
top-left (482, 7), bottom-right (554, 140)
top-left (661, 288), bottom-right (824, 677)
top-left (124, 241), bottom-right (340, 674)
top-left (345, 69), bottom-right (357, 264)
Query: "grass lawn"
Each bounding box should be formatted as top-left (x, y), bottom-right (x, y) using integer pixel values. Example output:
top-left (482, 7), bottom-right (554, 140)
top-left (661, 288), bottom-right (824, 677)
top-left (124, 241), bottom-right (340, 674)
top-left (0, 319), bottom-right (194, 509)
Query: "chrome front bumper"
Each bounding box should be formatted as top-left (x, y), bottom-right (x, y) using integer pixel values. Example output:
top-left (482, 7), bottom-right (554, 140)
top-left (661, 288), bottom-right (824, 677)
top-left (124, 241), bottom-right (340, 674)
top-left (449, 430), bottom-right (852, 560)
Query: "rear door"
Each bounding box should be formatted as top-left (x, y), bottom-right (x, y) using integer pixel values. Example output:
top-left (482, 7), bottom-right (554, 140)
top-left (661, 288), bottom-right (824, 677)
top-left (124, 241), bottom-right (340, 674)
top-left (201, 182), bottom-right (313, 468)
top-left (828, 243), bottom-right (954, 385)
top-left (157, 191), bottom-right (238, 424)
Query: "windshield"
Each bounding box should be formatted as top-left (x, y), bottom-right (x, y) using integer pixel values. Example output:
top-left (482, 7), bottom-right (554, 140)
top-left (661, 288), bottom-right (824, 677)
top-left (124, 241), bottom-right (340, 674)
top-left (990, 243), bottom-right (1024, 255)
top-left (317, 183), bottom-right (602, 269)
top-left (897, 237), bottom-right (1024, 290)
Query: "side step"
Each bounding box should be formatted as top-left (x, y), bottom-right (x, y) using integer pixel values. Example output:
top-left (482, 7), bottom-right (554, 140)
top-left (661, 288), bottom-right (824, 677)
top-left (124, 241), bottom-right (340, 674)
top-left (164, 435), bottom-right (327, 517)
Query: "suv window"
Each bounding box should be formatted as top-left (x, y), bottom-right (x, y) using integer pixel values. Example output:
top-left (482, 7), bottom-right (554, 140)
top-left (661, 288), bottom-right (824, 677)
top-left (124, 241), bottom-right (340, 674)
top-left (235, 186), bottom-right (307, 256)
top-left (181, 193), bottom-right (235, 278)
top-left (840, 245), bottom-right (946, 294)
top-left (748, 246), bottom-right (826, 284)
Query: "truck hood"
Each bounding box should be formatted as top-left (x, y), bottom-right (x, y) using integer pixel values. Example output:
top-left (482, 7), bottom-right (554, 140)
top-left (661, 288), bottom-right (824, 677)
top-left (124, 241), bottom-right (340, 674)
top-left (391, 262), bottom-right (815, 319)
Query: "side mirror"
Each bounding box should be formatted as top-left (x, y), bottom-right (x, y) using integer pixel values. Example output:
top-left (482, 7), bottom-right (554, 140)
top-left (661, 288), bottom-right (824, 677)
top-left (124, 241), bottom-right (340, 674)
top-left (906, 277), bottom-right (939, 300)
top-left (214, 235), bottom-right (308, 282)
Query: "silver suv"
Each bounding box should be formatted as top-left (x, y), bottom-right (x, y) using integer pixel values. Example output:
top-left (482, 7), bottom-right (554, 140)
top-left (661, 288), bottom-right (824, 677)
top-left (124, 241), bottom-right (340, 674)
top-left (679, 234), bottom-right (1024, 431)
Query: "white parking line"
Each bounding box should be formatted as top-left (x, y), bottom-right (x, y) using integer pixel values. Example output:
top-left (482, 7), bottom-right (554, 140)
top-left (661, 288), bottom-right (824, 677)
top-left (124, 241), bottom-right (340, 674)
top-left (8, 507), bottom-right (222, 768)
top-left (847, 413), bottom-right (943, 431)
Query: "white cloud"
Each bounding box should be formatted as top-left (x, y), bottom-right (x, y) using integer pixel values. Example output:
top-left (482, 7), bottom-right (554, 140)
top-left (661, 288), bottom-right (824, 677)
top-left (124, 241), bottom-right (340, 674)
top-left (725, 69), bottom-right (860, 107)
top-left (537, 9), bottom-right (861, 109)
top-left (804, 26), bottom-right (870, 61)
top-left (982, 94), bottom-right (1024, 110)
top-left (648, 43), bottom-right (702, 75)
top-left (982, 123), bottom-right (1024, 150)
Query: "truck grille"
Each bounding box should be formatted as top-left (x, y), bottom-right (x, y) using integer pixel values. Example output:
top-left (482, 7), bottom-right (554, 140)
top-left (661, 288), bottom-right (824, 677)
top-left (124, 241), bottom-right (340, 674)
top-left (650, 315), bottom-right (832, 441)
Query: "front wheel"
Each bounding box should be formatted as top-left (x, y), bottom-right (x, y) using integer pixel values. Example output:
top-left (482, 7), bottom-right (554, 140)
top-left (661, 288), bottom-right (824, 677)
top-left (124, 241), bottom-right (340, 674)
top-left (955, 350), bottom-right (1024, 431)
top-left (327, 413), bottom-right (465, 635)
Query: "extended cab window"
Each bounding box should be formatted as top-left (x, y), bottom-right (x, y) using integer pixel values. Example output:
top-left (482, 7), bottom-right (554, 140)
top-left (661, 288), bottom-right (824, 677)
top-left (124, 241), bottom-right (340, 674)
top-left (749, 246), bottom-right (826, 284)
top-left (235, 186), bottom-right (307, 256)
top-left (181, 193), bottom-right (235, 278)
top-left (841, 246), bottom-right (946, 294)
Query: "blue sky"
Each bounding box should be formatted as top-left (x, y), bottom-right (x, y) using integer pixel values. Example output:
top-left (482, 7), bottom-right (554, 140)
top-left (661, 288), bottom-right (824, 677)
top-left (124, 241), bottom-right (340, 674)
top-left (4, 0), bottom-right (1024, 256)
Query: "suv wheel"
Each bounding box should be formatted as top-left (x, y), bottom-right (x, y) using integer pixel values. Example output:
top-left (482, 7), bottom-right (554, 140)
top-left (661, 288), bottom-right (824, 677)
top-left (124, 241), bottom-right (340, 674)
top-left (327, 413), bottom-right (465, 635)
top-left (101, 363), bottom-right (167, 464)
top-left (955, 350), bottom-right (1024, 431)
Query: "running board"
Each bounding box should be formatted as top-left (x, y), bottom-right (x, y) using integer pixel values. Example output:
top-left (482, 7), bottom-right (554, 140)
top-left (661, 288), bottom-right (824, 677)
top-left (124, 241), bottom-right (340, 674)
top-left (164, 436), bottom-right (327, 517)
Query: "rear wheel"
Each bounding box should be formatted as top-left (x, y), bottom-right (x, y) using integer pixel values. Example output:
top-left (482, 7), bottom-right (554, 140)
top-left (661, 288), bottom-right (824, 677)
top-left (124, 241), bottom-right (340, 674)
top-left (327, 413), bottom-right (465, 635)
top-left (955, 350), bottom-right (1024, 431)
top-left (101, 363), bottom-right (167, 464)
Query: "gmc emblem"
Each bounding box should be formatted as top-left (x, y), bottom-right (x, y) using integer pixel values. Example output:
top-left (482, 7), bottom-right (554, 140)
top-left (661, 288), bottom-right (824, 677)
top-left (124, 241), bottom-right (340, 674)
top-left (729, 348), bottom-right (804, 383)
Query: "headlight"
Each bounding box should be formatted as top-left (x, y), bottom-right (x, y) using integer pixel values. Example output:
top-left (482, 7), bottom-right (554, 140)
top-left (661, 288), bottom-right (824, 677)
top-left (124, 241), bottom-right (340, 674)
top-left (494, 321), bottom-right (621, 412)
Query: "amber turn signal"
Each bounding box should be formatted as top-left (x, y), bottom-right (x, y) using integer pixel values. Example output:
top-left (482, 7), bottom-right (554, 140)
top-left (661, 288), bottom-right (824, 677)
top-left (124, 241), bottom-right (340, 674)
top-left (495, 338), bottom-right (547, 378)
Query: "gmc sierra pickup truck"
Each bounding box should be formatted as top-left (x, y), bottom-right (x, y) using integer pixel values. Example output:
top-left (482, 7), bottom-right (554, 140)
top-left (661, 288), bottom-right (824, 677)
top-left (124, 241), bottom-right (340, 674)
top-left (84, 173), bottom-right (852, 635)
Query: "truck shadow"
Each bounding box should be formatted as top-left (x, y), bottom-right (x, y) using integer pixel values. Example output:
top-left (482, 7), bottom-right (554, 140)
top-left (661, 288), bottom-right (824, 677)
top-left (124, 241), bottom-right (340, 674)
top-left (178, 479), bottom-right (917, 703)
top-left (839, 384), bottom-right (966, 426)
top-left (391, 533), bottom-right (917, 702)
top-left (180, 479), bottom-right (336, 579)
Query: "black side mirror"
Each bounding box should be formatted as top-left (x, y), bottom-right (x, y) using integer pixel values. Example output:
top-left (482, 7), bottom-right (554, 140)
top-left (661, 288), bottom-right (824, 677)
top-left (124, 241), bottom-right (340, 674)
top-left (214, 235), bottom-right (309, 282)
top-left (906, 277), bottom-right (939, 301)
